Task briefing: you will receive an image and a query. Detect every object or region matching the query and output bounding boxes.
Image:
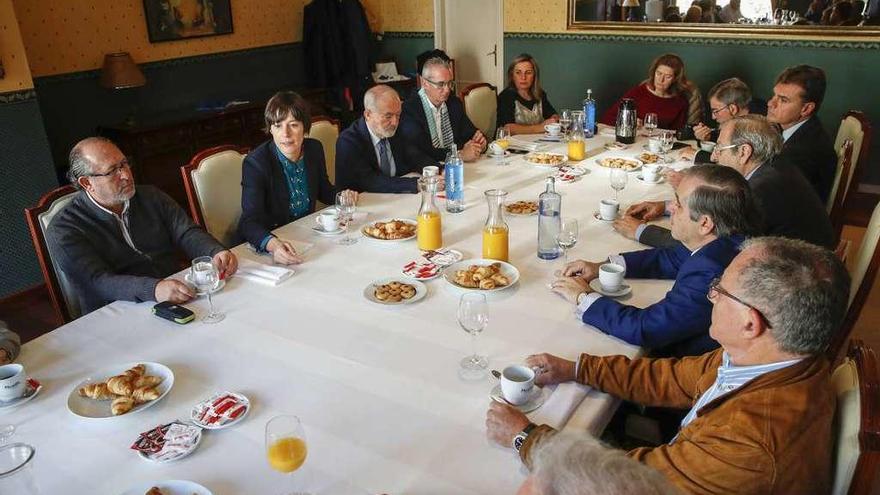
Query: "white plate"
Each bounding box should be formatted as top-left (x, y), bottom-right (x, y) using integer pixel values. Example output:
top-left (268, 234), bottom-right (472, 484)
top-left (311, 224), bottom-right (346, 236)
top-left (0, 378), bottom-right (42, 410)
top-left (421, 248), bottom-right (463, 267)
top-left (364, 278), bottom-right (427, 305)
top-left (190, 391), bottom-right (250, 430)
top-left (490, 384), bottom-right (548, 413)
top-left (488, 150), bottom-right (512, 158)
top-left (361, 218), bottom-right (417, 242)
top-left (402, 260), bottom-right (440, 280)
top-left (637, 151), bottom-right (673, 164)
top-left (67, 362), bottom-right (174, 419)
top-left (636, 173), bottom-right (665, 184)
top-left (443, 259), bottom-right (520, 292)
top-left (589, 278), bottom-right (632, 297)
top-left (540, 133), bottom-right (563, 142)
top-left (595, 156), bottom-right (643, 172)
top-left (183, 274), bottom-right (225, 296)
top-left (524, 152), bottom-right (568, 168)
top-left (121, 480), bottom-right (212, 495)
top-left (557, 165), bottom-right (587, 177)
top-left (137, 424), bottom-right (202, 463)
top-left (603, 141), bottom-right (628, 151)
top-left (593, 211), bottom-right (618, 223)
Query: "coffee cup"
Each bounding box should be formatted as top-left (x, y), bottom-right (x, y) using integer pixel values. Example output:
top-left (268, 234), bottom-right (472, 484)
top-left (0, 364), bottom-right (25, 402)
top-left (642, 164), bottom-right (661, 183)
top-left (422, 165), bottom-right (440, 177)
top-left (700, 141), bottom-right (716, 153)
top-left (315, 210), bottom-right (340, 231)
top-left (648, 136), bottom-right (662, 152)
top-left (544, 123), bottom-right (561, 136)
top-left (599, 199), bottom-right (619, 221)
top-left (599, 263), bottom-right (625, 292)
top-left (500, 365), bottom-right (536, 405)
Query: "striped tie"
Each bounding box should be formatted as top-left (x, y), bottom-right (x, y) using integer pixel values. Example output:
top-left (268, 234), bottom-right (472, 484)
top-left (440, 105), bottom-right (455, 148)
top-left (378, 139), bottom-right (392, 176)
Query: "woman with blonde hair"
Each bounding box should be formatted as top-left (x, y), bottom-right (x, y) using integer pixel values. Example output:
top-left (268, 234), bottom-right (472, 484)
top-left (496, 54), bottom-right (559, 135)
top-left (600, 53), bottom-right (692, 130)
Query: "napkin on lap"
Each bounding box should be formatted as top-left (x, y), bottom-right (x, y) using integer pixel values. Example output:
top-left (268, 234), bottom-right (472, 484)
top-left (529, 382), bottom-right (591, 430)
top-left (236, 259), bottom-right (295, 286)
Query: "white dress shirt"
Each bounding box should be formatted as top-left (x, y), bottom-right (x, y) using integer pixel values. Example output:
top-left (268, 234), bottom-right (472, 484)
top-left (781, 118), bottom-right (809, 143)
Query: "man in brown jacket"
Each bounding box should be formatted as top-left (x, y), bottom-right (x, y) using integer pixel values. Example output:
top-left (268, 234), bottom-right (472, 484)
top-left (486, 237), bottom-right (850, 495)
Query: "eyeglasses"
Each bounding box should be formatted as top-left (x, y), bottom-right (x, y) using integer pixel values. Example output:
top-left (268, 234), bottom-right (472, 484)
top-left (710, 105), bottom-right (731, 117)
top-left (87, 159), bottom-right (131, 178)
top-left (423, 78), bottom-right (455, 91)
top-left (712, 143), bottom-right (741, 154)
top-left (707, 277), bottom-right (773, 328)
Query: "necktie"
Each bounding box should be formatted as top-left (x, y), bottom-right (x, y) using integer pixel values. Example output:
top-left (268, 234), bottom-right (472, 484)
top-left (379, 139), bottom-right (392, 176)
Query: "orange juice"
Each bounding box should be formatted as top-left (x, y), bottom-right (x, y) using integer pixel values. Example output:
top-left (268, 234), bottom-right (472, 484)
top-left (567, 139), bottom-right (586, 161)
top-left (267, 437), bottom-right (307, 473)
top-left (417, 211), bottom-right (442, 250)
top-left (482, 226), bottom-right (509, 261)
top-left (496, 138), bottom-right (510, 150)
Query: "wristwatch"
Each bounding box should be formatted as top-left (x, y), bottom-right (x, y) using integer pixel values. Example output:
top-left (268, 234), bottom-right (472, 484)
top-left (513, 422), bottom-right (537, 453)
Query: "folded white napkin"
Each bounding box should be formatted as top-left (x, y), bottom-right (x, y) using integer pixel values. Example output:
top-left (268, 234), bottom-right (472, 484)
top-left (507, 138), bottom-right (542, 152)
top-left (236, 259), bottom-right (295, 287)
top-left (529, 382), bottom-right (591, 430)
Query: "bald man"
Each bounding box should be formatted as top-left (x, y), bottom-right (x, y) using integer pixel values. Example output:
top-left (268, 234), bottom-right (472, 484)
top-left (335, 85), bottom-right (438, 193)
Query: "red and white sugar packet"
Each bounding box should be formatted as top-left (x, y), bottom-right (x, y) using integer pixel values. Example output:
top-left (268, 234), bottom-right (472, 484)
top-left (191, 391), bottom-right (249, 428)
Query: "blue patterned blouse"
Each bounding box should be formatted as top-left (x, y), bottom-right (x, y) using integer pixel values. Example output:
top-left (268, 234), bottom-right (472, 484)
top-left (274, 143), bottom-right (311, 219)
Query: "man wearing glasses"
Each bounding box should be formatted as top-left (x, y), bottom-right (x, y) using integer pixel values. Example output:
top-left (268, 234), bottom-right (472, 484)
top-left (47, 137), bottom-right (237, 316)
top-left (679, 77), bottom-right (754, 164)
top-left (400, 55), bottom-right (487, 163)
top-left (488, 237), bottom-right (850, 495)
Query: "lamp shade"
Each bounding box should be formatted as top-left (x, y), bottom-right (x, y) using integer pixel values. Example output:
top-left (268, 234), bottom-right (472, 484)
top-left (99, 52), bottom-right (145, 89)
top-left (622, 0), bottom-right (641, 6)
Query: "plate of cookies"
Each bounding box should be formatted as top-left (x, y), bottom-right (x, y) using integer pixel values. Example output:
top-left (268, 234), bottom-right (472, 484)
top-left (362, 218), bottom-right (417, 242)
top-left (524, 152), bottom-right (567, 168)
top-left (67, 362), bottom-right (174, 420)
top-left (596, 156), bottom-right (642, 172)
top-left (364, 278), bottom-right (427, 305)
top-left (505, 200), bottom-right (539, 216)
top-left (443, 259), bottom-right (520, 292)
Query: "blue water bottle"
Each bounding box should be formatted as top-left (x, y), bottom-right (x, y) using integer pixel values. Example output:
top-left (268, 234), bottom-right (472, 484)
top-left (583, 89), bottom-right (596, 138)
top-left (537, 177), bottom-right (561, 260)
top-left (445, 147), bottom-right (464, 213)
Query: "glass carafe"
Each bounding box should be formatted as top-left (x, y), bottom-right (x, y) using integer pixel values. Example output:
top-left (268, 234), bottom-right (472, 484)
top-left (482, 189), bottom-right (509, 262)
top-left (417, 176), bottom-right (443, 250)
top-left (567, 113), bottom-right (586, 161)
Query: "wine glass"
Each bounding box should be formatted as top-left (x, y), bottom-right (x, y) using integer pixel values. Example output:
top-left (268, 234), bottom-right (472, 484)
top-left (266, 414), bottom-right (309, 487)
top-left (609, 168), bottom-right (628, 201)
top-left (458, 292), bottom-right (489, 379)
top-left (659, 130), bottom-right (675, 157)
top-left (191, 256), bottom-right (224, 324)
top-left (559, 109), bottom-right (573, 140)
top-left (335, 191), bottom-right (358, 245)
top-left (556, 219), bottom-right (579, 268)
top-left (494, 128), bottom-right (511, 165)
top-left (0, 424), bottom-right (14, 445)
top-left (644, 113), bottom-right (658, 137)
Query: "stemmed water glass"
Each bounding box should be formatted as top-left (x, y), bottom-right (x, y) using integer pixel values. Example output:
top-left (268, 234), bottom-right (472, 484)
top-left (644, 113), bottom-right (658, 137)
top-left (610, 168), bottom-right (628, 201)
top-left (556, 219), bottom-right (579, 268)
top-left (458, 292), bottom-right (489, 379)
top-left (494, 128), bottom-right (511, 165)
top-left (335, 191), bottom-right (358, 245)
top-left (266, 415), bottom-right (309, 488)
top-left (559, 109), bottom-right (573, 140)
top-left (191, 256), bottom-right (224, 324)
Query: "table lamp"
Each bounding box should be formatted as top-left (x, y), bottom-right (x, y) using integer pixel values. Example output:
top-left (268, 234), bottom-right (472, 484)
top-left (622, 0), bottom-right (641, 21)
top-left (100, 52), bottom-right (146, 125)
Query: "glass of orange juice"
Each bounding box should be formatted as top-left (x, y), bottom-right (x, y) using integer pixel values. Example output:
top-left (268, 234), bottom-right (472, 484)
top-left (266, 415), bottom-right (308, 478)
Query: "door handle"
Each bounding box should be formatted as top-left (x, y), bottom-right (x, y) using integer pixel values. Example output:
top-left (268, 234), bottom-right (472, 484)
top-left (486, 44), bottom-right (497, 66)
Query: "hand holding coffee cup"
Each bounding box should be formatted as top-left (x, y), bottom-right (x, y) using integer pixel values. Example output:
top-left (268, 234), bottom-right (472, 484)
top-left (599, 199), bottom-right (620, 221)
top-left (0, 364), bottom-right (25, 401)
top-left (598, 263), bottom-right (625, 292)
top-left (544, 123), bottom-right (561, 136)
top-left (500, 365), bottom-right (536, 405)
top-left (316, 210), bottom-right (340, 231)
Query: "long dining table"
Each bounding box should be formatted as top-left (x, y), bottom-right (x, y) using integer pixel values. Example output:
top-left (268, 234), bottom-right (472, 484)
top-left (9, 130), bottom-right (684, 494)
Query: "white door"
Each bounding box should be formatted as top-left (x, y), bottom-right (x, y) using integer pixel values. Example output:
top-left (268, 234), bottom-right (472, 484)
top-left (434, 0), bottom-right (504, 90)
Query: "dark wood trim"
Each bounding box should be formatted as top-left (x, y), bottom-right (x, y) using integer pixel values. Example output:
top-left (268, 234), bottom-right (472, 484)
top-left (847, 339), bottom-right (880, 495)
top-left (180, 145), bottom-right (249, 227)
top-left (0, 283), bottom-right (48, 307)
top-left (23, 185), bottom-right (77, 324)
top-left (831, 140), bottom-right (854, 241)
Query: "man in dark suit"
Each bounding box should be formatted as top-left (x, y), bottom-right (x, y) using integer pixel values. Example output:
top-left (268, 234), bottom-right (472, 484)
top-left (766, 64), bottom-right (836, 203)
top-left (399, 55), bottom-right (487, 163)
top-left (336, 85), bottom-right (437, 193)
top-left (624, 115), bottom-right (836, 250)
top-left (551, 165), bottom-right (758, 357)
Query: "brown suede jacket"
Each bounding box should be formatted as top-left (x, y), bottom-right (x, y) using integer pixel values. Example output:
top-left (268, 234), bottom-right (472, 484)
top-left (520, 348), bottom-right (834, 495)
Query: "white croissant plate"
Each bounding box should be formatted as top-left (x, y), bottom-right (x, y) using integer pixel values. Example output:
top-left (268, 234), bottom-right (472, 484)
top-left (120, 480), bottom-right (212, 495)
top-left (67, 362), bottom-right (174, 420)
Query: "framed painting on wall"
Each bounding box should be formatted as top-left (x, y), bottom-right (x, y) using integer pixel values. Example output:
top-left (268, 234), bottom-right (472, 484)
top-left (143, 0), bottom-right (234, 43)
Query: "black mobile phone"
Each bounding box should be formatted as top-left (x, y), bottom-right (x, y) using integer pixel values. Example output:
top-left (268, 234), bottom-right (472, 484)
top-left (672, 141), bottom-right (690, 150)
top-left (152, 301), bottom-right (195, 324)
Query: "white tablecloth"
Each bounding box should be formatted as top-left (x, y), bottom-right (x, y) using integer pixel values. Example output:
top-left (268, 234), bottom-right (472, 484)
top-left (9, 132), bottom-right (682, 494)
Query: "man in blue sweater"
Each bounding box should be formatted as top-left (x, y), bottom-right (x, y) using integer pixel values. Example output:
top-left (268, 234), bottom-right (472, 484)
top-left (551, 164), bottom-right (759, 357)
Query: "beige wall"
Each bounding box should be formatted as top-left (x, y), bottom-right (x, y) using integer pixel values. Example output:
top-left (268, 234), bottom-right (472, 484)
top-left (0, 0), bottom-right (34, 92)
top-left (382, 0), bottom-right (434, 31)
top-left (379, 0), bottom-right (569, 33)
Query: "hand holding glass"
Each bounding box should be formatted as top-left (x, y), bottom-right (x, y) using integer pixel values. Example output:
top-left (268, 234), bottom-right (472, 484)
top-left (191, 256), bottom-right (224, 323)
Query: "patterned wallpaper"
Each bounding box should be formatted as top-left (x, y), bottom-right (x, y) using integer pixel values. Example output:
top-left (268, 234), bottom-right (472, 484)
top-left (382, 0), bottom-right (433, 32)
top-left (0, 0), bottom-right (34, 92)
top-left (505, 0), bottom-right (568, 33)
top-left (12, 0), bottom-right (304, 77)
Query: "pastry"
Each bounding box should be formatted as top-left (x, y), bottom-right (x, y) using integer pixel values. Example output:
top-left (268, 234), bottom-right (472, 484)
top-left (374, 281), bottom-right (417, 303)
top-left (133, 375), bottom-right (163, 389)
top-left (363, 220), bottom-right (416, 240)
top-left (526, 152), bottom-right (565, 165)
top-left (599, 157), bottom-right (640, 170)
top-left (107, 375), bottom-right (134, 396)
top-left (638, 152), bottom-right (660, 164)
top-left (111, 396), bottom-right (135, 416)
top-left (78, 364), bottom-right (163, 416)
top-left (78, 382), bottom-right (116, 400)
top-left (145, 488), bottom-right (164, 495)
top-left (131, 386), bottom-right (161, 403)
top-left (506, 200), bottom-right (538, 215)
top-left (453, 263), bottom-right (510, 290)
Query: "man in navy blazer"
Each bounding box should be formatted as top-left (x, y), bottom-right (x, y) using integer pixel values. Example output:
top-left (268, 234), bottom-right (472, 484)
top-left (336, 85), bottom-right (437, 193)
top-left (551, 164), bottom-right (759, 357)
top-left (399, 55), bottom-right (487, 163)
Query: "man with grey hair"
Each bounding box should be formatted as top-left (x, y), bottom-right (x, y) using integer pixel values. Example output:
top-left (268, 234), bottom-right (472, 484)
top-left (516, 433), bottom-right (678, 495)
top-left (680, 77), bottom-right (753, 164)
top-left (336, 85), bottom-right (436, 193)
top-left (625, 115), bottom-right (836, 249)
top-left (551, 164), bottom-right (759, 357)
top-left (47, 137), bottom-right (236, 316)
top-left (400, 55), bottom-right (487, 162)
top-left (489, 237), bottom-right (850, 495)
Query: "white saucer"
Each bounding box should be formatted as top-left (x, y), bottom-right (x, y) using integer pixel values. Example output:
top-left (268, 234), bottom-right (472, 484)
top-left (603, 141), bottom-right (628, 151)
top-left (0, 378), bottom-right (41, 410)
top-left (541, 133), bottom-right (563, 142)
top-left (137, 423), bottom-right (202, 463)
top-left (488, 151), bottom-right (512, 158)
top-left (589, 278), bottom-right (632, 297)
top-left (190, 391), bottom-right (250, 430)
top-left (490, 384), bottom-right (548, 413)
top-left (311, 224), bottom-right (346, 236)
top-left (183, 273), bottom-right (225, 296)
top-left (593, 211), bottom-right (618, 222)
top-left (636, 174), bottom-right (664, 184)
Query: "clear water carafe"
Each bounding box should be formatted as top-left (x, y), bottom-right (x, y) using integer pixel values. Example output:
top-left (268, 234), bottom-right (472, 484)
top-left (537, 177), bottom-right (561, 260)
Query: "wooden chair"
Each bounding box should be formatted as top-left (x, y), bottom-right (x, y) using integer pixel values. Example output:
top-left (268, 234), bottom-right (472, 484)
top-left (834, 111), bottom-right (873, 209)
top-left (461, 83), bottom-right (498, 140)
top-left (828, 140), bottom-right (854, 238)
top-left (831, 339), bottom-right (880, 495)
top-left (828, 201), bottom-right (880, 363)
top-left (180, 145), bottom-right (248, 248)
top-left (309, 117), bottom-right (341, 185)
top-left (24, 185), bottom-right (80, 324)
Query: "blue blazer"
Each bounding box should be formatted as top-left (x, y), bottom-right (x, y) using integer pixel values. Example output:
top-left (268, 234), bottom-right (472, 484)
top-left (238, 138), bottom-right (336, 248)
top-left (400, 92), bottom-right (479, 162)
top-left (335, 117), bottom-right (436, 193)
top-left (582, 235), bottom-right (743, 357)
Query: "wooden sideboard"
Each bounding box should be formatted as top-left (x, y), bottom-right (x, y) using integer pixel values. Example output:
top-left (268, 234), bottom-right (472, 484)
top-left (99, 90), bottom-right (328, 207)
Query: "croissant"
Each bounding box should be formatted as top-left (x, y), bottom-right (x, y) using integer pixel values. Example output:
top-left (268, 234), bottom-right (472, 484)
top-left (131, 386), bottom-right (160, 403)
top-left (133, 375), bottom-right (163, 389)
top-left (78, 382), bottom-right (116, 400)
top-left (111, 396), bottom-right (135, 415)
top-left (479, 278), bottom-right (496, 290)
top-left (106, 375), bottom-right (134, 396)
top-left (124, 364), bottom-right (146, 379)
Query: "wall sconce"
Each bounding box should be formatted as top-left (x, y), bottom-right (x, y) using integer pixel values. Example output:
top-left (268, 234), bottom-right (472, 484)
top-left (622, 0), bottom-right (642, 21)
